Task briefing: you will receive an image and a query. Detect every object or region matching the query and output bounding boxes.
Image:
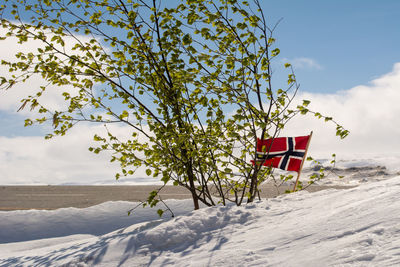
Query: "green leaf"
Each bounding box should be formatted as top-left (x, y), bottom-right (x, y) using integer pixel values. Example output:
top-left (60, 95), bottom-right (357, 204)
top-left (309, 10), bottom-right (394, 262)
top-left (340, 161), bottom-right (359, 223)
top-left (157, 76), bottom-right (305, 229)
top-left (302, 100), bottom-right (310, 107)
top-left (271, 48), bottom-right (280, 57)
top-left (182, 34), bottom-right (192, 45)
top-left (157, 209), bottom-right (164, 217)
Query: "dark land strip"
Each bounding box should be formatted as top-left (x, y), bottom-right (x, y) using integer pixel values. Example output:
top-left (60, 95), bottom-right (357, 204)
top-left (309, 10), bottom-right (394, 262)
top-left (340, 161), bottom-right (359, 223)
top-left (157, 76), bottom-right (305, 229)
top-left (0, 184), bottom-right (355, 211)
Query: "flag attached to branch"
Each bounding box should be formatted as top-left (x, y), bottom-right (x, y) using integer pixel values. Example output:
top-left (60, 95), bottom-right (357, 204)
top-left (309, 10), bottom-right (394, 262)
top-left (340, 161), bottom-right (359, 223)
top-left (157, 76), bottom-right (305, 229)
top-left (253, 134), bottom-right (311, 172)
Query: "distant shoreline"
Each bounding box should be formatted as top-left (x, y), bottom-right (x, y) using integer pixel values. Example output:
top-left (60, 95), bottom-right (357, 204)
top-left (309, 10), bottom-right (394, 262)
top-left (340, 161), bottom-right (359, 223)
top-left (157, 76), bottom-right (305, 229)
top-left (0, 184), bottom-right (355, 211)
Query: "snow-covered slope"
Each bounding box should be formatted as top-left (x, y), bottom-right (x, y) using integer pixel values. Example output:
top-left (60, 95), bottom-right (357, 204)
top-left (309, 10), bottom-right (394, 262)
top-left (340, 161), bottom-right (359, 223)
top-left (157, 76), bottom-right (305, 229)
top-left (1, 175), bottom-right (400, 266)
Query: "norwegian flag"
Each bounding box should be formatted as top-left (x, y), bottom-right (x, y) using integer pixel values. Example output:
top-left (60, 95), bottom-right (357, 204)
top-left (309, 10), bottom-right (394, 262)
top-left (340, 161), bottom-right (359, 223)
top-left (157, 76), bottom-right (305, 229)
top-left (254, 135), bottom-right (311, 172)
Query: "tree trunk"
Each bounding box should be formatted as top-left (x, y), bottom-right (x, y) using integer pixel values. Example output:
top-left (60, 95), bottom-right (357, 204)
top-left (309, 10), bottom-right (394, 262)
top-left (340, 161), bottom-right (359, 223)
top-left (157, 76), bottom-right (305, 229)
top-left (186, 161), bottom-right (200, 210)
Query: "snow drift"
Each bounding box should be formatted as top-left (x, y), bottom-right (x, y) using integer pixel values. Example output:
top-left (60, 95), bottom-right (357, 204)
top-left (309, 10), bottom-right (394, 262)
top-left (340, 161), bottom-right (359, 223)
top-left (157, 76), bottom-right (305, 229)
top-left (1, 175), bottom-right (400, 266)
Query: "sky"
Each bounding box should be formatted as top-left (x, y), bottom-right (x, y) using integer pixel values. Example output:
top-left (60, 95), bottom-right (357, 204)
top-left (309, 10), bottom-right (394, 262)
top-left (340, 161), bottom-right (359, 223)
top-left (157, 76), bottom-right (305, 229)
top-left (1, 173), bottom-right (400, 265)
top-left (1, 0), bottom-right (400, 184)
top-left (261, 0), bottom-right (400, 93)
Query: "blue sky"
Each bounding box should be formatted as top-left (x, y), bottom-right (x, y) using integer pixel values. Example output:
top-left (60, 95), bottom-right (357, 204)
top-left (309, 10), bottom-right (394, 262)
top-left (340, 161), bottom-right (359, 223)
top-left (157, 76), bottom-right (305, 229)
top-left (1, 0), bottom-right (400, 184)
top-left (260, 0), bottom-right (400, 93)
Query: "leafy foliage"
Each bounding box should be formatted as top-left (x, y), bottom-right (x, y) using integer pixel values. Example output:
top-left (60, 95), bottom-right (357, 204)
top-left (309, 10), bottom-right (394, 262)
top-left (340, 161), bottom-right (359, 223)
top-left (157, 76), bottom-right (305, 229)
top-left (0, 0), bottom-right (348, 210)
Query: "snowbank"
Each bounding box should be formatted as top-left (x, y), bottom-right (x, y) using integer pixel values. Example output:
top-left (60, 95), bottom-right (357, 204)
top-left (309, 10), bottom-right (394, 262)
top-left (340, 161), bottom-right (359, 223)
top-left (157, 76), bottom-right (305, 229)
top-left (1, 175), bottom-right (400, 266)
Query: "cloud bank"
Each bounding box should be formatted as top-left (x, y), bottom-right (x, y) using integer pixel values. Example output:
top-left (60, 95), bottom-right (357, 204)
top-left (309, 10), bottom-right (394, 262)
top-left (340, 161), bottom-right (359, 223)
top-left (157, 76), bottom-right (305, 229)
top-left (284, 62), bottom-right (400, 157)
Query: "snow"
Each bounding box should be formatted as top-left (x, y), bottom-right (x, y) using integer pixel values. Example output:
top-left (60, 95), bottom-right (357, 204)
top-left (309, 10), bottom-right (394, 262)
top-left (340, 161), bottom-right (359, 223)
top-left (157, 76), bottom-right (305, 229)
top-left (300, 154), bottom-right (400, 186)
top-left (2, 172), bottom-right (400, 266)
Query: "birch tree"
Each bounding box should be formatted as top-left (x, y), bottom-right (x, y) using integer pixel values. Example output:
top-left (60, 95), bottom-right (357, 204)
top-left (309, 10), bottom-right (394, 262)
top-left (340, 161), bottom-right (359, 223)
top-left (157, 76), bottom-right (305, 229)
top-left (0, 0), bottom-right (348, 211)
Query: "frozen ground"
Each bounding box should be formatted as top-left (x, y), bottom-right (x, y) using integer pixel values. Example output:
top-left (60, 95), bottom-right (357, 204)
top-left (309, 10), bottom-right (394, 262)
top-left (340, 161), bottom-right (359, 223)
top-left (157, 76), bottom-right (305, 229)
top-left (300, 153), bottom-right (400, 186)
top-left (1, 164), bottom-right (400, 266)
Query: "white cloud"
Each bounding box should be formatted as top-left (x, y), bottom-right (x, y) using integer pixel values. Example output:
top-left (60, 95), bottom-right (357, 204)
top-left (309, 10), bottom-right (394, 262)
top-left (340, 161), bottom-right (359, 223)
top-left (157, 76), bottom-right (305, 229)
top-left (282, 62), bottom-right (400, 157)
top-left (282, 57), bottom-right (323, 70)
top-left (0, 27), bottom-right (94, 115)
top-left (0, 123), bottom-right (153, 185)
